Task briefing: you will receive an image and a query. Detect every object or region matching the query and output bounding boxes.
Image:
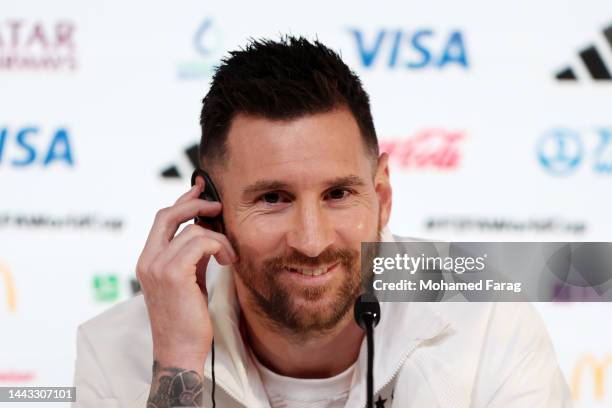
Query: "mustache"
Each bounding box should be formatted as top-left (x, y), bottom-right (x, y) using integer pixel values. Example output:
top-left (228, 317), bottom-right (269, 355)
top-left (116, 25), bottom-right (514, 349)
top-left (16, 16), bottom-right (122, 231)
top-left (262, 248), bottom-right (358, 272)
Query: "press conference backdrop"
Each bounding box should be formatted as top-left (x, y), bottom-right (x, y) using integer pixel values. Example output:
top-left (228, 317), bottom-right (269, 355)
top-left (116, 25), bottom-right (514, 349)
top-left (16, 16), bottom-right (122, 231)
top-left (1, 0), bottom-right (611, 406)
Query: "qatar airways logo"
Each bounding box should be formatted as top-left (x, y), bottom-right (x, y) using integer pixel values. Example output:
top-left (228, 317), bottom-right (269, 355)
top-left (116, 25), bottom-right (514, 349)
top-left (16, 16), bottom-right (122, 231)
top-left (379, 129), bottom-right (464, 170)
top-left (0, 19), bottom-right (77, 71)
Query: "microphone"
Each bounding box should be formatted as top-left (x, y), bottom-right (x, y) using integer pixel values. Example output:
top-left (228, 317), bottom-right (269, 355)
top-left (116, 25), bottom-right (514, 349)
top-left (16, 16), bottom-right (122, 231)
top-left (354, 292), bottom-right (381, 329)
top-left (354, 293), bottom-right (381, 407)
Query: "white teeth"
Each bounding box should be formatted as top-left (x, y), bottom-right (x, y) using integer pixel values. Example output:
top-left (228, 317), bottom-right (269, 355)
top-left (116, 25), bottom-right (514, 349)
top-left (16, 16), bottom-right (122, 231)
top-left (288, 267), bottom-right (327, 276)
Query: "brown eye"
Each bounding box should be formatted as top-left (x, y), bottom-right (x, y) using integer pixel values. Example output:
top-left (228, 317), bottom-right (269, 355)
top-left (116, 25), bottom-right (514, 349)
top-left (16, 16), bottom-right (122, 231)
top-left (327, 189), bottom-right (349, 200)
top-left (262, 192), bottom-right (281, 204)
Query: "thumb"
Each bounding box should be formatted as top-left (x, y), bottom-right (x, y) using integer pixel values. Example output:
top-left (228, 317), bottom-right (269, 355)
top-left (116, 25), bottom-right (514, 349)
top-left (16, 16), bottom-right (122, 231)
top-left (195, 256), bottom-right (210, 296)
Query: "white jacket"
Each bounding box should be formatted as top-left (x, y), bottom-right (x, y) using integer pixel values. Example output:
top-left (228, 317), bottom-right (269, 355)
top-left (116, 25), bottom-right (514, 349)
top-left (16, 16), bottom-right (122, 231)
top-left (72, 231), bottom-right (573, 407)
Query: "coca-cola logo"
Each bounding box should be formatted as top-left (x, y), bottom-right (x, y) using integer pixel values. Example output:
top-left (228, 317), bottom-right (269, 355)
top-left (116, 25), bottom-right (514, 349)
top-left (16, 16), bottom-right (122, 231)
top-left (379, 129), bottom-right (464, 170)
top-left (0, 20), bottom-right (77, 71)
top-left (0, 370), bottom-right (35, 382)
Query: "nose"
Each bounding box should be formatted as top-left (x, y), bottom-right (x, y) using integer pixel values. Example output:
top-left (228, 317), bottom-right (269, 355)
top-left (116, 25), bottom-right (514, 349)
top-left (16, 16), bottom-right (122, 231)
top-left (286, 199), bottom-right (334, 258)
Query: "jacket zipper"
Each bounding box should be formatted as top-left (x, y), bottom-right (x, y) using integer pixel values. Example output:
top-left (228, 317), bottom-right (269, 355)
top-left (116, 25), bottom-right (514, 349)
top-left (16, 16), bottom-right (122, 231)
top-left (205, 375), bottom-right (249, 408)
top-left (209, 337), bottom-right (422, 408)
top-left (361, 340), bottom-right (420, 408)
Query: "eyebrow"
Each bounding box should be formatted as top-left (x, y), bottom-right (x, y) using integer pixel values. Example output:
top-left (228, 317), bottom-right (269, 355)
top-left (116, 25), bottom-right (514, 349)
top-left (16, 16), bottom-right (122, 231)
top-left (242, 175), bottom-right (367, 197)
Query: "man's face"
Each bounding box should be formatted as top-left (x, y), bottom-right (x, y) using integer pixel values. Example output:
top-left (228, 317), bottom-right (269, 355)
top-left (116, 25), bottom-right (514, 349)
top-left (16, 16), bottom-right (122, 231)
top-left (215, 107), bottom-right (391, 338)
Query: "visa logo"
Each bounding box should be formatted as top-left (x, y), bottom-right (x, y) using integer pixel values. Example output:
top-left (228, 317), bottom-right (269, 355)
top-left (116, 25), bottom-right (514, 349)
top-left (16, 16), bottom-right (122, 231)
top-left (0, 126), bottom-right (74, 167)
top-left (347, 28), bottom-right (469, 70)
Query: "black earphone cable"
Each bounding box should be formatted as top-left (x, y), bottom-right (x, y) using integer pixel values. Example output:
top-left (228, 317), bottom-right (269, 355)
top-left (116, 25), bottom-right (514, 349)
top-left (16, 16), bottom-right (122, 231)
top-left (211, 338), bottom-right (216, 408)
top-left (365, 319), bottom-right (374, 407)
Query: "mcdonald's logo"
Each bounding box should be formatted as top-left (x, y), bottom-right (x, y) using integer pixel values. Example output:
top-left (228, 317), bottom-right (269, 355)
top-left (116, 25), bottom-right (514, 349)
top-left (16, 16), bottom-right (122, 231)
top-left (0, 262), bottom-right (17, 313)
top-left (571, 354), bottom-right (612, 401)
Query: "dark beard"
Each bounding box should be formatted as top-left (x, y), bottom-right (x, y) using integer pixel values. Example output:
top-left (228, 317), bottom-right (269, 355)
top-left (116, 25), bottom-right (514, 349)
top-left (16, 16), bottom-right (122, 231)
top-left (228, 227), bottom-right (381, 339)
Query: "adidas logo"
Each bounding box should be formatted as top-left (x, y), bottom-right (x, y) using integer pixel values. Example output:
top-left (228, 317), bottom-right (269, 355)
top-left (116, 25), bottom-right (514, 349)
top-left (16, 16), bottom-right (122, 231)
top-left (556, 23), bottom-right (612, 81)
top-left (160, 143), bottom-right (199, 179)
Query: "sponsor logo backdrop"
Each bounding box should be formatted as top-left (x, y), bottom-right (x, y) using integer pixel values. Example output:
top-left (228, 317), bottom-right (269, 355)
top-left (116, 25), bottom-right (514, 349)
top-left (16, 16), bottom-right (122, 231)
top-left (1, 0), bottom-right (611, 406)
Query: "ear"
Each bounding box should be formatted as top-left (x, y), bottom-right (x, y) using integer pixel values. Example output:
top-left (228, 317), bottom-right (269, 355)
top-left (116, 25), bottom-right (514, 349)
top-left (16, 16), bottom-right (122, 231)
top-left (374, 153), bottom-right (392, 229)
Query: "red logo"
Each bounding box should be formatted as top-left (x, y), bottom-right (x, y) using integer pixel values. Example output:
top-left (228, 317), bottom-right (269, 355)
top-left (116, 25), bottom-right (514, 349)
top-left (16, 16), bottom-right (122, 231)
top-left (0, 371), bottom-right (35, 382)
top-left (0, 20), bottom-right (77, 71)
top-left (379, 129), bottom-right (464, 170)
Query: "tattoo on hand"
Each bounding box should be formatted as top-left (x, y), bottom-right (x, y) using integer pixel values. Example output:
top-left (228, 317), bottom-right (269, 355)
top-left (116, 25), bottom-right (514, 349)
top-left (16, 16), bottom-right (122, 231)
top-left (147, 361), bottom-right (203, 407)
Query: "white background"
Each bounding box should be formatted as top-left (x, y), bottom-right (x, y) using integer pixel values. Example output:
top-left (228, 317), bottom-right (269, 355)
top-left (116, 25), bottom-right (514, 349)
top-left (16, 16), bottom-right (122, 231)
top-left (1, 0), bottom-right (611, 406)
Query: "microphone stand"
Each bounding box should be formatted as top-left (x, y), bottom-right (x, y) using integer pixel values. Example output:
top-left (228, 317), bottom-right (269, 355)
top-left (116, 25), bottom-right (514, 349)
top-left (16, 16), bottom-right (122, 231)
top-left (354, 293), bottom-right (381, 407)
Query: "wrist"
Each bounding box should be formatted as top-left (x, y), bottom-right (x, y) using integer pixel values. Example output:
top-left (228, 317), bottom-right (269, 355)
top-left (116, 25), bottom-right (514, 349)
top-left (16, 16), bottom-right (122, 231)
top-left (153, 349), bottom-right (208, 375)
top-left (148, 360), bottom-right (205, 407)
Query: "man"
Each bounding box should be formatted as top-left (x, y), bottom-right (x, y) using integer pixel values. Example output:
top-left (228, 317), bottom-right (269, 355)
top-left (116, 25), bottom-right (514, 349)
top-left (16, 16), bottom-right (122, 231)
top-left (72, 37), bottom-right (572, 407)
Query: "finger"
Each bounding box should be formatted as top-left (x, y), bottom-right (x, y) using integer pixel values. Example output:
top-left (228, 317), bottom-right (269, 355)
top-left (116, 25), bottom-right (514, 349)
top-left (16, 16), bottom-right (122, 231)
top-left (181, 225), bottom-right (236, 263)
top-left (157, 224), bottom-right (237, 268)
top-left (156, 199), bottom-right (222, 242)
top-left (168, 235), bottom-right (227, 278)
top-left (174, 175), bottom-right (204, 206)
top-left (140, 200), bottom-right (222, 265)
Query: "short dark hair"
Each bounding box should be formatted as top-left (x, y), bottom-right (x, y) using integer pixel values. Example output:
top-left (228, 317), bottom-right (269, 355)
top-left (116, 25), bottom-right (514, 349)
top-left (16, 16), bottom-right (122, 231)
top-left (199, 36), bottom-right (378, 169)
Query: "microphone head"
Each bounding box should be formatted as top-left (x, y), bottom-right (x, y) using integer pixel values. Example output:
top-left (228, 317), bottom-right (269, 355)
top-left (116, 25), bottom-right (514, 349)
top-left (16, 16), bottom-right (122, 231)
top-left (354, 293), bottom-right (381, 329)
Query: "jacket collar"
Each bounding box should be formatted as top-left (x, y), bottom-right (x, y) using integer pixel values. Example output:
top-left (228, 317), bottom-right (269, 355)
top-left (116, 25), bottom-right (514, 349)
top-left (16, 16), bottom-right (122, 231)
top-left (204, 228), bottom-right (453, 407)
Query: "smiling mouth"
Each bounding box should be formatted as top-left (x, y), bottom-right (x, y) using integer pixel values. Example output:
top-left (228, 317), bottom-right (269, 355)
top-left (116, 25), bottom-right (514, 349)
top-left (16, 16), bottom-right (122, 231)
top-left (285, 263), bottom-right (339, 277)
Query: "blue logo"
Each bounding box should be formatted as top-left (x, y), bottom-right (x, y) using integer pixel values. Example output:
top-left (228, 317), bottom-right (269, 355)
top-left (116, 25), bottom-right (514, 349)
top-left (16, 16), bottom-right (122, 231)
top-left (177, 19), bottom-right (223, 80)
top-left (537, 128), bottom-right (612, 175)
top-left (537, 129), bottom-right (583, 175)
top-left (0, 126), bottom-right (74, 167)
top-left (593, 128), bottom-right (612, 173)
top-left (347, 28), bottom-right (469, 70)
